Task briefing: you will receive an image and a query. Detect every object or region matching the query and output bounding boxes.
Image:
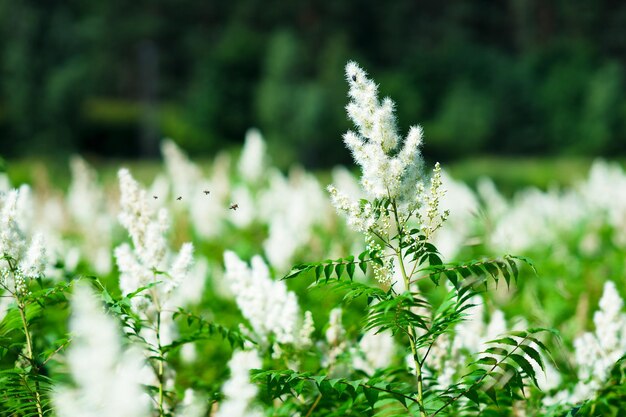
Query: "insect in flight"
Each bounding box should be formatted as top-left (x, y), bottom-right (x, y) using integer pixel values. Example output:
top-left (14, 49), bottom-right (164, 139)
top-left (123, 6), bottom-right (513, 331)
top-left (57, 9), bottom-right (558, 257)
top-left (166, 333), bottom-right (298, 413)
top-left (229, 203), bottom-right (238, 211)
top-left (203, 190), bottom-right (210, 195)
top-left (177, 196), bottom-right (182, 201)
top-left (153, 196), bottom-right (158, 199)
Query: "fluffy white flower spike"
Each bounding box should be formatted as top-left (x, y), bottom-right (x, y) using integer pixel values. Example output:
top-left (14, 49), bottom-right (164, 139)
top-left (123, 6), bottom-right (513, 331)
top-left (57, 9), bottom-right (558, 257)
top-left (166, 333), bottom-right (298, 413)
top-left (545, 280), bottom-right (626, 406)
top-left (54, 283), bottom-right (151, 417)
top-left (115, 168), bottom-right (194, 302)
top-left (0, 187), bottom-right (48, 294)
top-left (343, 61), bottom-right (424, 200)
top-left (223, 251), bottom-right (312, 348)
top-left (215, 350), bottom-right (263, 417)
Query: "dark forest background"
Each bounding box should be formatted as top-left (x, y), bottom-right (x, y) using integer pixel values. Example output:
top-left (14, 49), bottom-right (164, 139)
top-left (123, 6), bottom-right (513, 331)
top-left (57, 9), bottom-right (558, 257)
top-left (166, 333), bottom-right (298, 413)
top-left (1, 1), bottom-right (625, 167)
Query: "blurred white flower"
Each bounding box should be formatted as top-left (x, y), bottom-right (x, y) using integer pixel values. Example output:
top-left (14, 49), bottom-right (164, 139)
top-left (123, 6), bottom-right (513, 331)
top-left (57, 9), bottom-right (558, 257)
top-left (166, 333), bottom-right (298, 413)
top-left (215, 350), bottom-right (263, 417)
top-left (174, 389), bottom-right (206, 417)
top-left (19, 233), bottom-right (47, 279)
top-left (351, 329), bottom-right (396, 375)
top-left (238, 128), bottom-right (267, 184)
top-left (66, 157), bottom-right (116, 275)
top-left (0, 188), bottom-right (52, 293)
top-left (54, 283), bottom-right (151, 417)
top-left (223, 251), bottom-right (311, 348)
top-left (545, 281), bottom-right (626, 405)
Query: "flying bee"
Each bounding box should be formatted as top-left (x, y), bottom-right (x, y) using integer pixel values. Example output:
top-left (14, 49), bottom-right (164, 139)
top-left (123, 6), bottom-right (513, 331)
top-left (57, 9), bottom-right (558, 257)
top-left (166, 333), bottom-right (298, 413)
top-left (229, 203), bottom-right (238, 211)
top-left (177, 196), bottom-right (182, 201)
top-left (153, 195), bottom-right (158, 199)
top-left (203, 190), bottom-right (210, 195)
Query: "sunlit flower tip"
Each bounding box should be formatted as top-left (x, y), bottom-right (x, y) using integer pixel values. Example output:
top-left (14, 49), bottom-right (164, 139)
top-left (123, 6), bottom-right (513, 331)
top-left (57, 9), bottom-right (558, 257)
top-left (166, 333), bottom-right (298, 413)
top-left (216, 350), bottom-right (263, 417)
top-left (298, 310), bottom-right (315, 348)
top-left (325, 308), bottom-right (344, 345)
top-left (238, 128), bottom-right (267, 182)
top-left (19, 233), bottom-right (47, 279)
top-left (345, 61), bottom-right (363, 83)
top-left (168, 242), bottom-right (194, 290)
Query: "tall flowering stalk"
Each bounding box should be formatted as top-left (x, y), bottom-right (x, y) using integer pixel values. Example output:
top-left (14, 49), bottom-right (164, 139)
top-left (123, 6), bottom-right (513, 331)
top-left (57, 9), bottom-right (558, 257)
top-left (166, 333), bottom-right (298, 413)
top-left (114, 168), bottom-right (195, 416)
top-left (0, 187), bottom-right (48, 417)
top-left (279, 62), bottom-right (546, 416)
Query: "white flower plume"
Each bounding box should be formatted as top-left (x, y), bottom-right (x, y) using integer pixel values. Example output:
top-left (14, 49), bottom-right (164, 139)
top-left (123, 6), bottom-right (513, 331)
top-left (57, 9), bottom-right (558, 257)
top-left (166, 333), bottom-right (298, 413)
top-left (215, 350), bottom-right (263, 417)
top-left (54, 283), bottom-right (151, 417)
top-left (342, 61), bottom-right (424, 201)
top-left (223, 251), bottom-right (312, 347)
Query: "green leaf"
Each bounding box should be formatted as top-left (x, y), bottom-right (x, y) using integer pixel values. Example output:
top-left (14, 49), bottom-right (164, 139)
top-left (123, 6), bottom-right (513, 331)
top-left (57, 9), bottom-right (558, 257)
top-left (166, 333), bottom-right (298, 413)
top-left (509, 353), bottom-right (538, 387)
top-left (477, 356), bottom-right (498, 366)
top-left (490, 337), bottom-right (518, 347)
top-left (335, 262), bottom-right (345, 279)
top-left (464, 388), bottom-right (480, 405)
top-left (363, 386), bottom-right (379, 407)
top-left (324, 263), bottom-right (333, 280)
top-left (347, 262), bottom-right (355, 280)
top-left (519, 344), bottom-right (545, 372)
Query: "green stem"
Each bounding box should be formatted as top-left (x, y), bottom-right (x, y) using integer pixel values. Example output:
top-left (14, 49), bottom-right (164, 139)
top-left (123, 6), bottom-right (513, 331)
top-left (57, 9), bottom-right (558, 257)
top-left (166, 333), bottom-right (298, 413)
top-left (7, 254), bottom-right (44, 417)
top-left (157, 310), bottom-right (165, 417)
top-left (151, 272), bottom-right (166, 417)
top-left (18, 302), bottom-right (43, 417)
top-left (390, 200), bottom-right (427, 417)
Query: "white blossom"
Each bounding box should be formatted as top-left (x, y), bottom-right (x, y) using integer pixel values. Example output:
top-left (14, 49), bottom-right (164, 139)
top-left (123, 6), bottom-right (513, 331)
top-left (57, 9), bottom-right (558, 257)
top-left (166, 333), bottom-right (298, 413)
top-left (114, 168), bottom-right (196, 352)
top-left (238, 128), bottom-right (267, 183)
top-left (341, 61), bottom-right (424, 201)
top-left (323, 308), bottom-right (347, 367)
top-left (215, 350), bottom-right (263, 417)
top-left (259, 167), bottom-right (331, 271)
top-left (115, 169), bottom-right (194, 310)
top-left (67, 156), bottom-right (114, 275)
top-left (53, 283), bottom-right (151, 417)
top-left (174, 389), bottom-right (206, 417)
top-left (0, 188), bottom-right (51, 293)
top-left (0, 189), bottom-right (27, 261)
top-left (19, 233), bottom-right (47, 279)
top-left (351, 329), bottom-right (396, 375)
top-left (545, 281), bottom-right (626, 406)
top-left (223, 251), bottom-right (308, 347)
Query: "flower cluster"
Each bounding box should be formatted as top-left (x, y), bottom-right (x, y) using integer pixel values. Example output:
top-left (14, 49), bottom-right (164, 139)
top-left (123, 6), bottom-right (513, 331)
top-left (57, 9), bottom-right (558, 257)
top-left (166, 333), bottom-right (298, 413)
top-left (223, 251), bottom-right (313, 349)
top-left (0, 187), bottom-right (47, 295)
top-left (342, 61), bottom-right (424, 201)
top-left (54, 283), bottom-right (151, 417)
top-left (546, 281), bottom-right (626, 405)
top-left (215, 350), bottom-right (263, 417)
top-left (114, 168), bottom-right (195, 315)
top-left (67, 156), bottom-right (114, 275)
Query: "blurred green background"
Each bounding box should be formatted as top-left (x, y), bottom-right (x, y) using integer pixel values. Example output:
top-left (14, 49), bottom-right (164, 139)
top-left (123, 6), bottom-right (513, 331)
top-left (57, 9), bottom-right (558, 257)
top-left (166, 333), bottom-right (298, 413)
top-left (1, 1), bottom-right (626, 168)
